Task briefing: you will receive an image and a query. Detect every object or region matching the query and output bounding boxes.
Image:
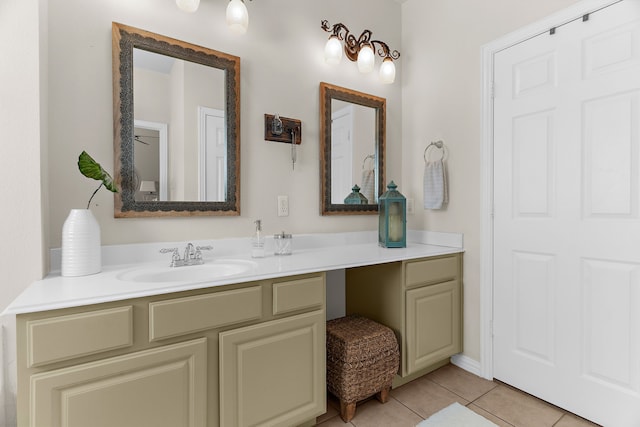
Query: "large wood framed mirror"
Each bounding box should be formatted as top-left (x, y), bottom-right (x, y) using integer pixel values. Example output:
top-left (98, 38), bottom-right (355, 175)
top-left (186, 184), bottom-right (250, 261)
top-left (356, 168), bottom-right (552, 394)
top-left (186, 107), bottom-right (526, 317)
top-left (112, 23), bottom-right (240, 217)
top-left (320, 82), bottom-right (386, 215)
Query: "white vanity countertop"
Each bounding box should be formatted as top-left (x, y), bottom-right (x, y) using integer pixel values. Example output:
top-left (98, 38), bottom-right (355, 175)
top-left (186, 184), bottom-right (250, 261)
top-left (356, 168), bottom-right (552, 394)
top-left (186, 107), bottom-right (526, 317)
top-left (4, 230), bottom-right (463, 315)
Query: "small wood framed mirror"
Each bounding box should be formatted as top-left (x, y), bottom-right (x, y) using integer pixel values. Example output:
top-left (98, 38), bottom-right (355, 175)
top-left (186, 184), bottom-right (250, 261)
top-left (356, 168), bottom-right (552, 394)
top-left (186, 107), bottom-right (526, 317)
top-left (320, 82), bottom-right (386, 215)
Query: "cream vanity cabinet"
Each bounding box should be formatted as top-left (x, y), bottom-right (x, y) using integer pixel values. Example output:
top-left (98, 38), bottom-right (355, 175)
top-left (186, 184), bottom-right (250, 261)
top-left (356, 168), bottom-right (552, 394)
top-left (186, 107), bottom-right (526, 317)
top-left (16, 273), bottom-right (326, 427)
top-left (346, 253), bottom-right (462, 384)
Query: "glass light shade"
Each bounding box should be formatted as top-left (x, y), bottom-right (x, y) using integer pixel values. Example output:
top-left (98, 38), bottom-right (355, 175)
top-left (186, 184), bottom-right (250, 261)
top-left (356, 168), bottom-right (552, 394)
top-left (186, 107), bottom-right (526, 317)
top-left (324, 36), bottom-right (343, 65)
top-left (379, 57), bottom-right (396, 84)
top-left (357, 43), bottom-right (375, 73)
top-left (226, 0), bottom-right (249, 35)
top-left (176, 0), bottom-right (200, 13)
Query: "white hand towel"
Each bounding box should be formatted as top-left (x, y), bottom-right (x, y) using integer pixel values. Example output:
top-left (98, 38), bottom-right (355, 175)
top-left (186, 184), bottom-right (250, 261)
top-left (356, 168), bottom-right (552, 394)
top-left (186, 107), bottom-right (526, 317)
top-left (423, 160), bottom-right (448, 209)
top-left (360, 169), bottom-right (375, 203)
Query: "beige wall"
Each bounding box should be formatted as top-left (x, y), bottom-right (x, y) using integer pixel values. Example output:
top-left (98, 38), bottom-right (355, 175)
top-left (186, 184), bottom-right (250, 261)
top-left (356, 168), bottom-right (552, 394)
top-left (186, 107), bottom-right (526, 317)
top-left (0, 1), bottom-right (47, 424)
top-left (0, 0), bottom-right (47, 313)
top-left (46, 0), bottom-right (402, 248)
top-left (401, 0), bottom-right (580, 362)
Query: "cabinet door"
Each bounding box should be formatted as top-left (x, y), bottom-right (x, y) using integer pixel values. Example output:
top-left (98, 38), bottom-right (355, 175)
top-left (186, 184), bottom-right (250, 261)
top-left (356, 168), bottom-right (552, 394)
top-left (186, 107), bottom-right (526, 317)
top-left (219, 310), bottom-right (326, 427)
top-left (29, 338), bottom-right (207, 427)
top-left (405, 280), bottom-right (461, 375)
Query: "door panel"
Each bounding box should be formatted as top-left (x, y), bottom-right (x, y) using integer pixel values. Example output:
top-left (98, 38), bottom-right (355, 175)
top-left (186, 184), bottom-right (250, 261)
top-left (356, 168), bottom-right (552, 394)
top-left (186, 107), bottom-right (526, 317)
top-left (219, 310), bottom-right (325, 427)
top-left (406, 280), bottom-right (461, 375)
top-left (493, 2), bottom-right (640, 425)
top-left (30, 338), bottom-right (207, 427)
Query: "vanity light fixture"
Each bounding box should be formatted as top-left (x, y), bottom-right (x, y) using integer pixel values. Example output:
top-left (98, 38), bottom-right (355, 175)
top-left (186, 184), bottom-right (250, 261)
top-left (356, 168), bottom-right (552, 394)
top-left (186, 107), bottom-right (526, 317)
top-left (321, 20), bottom-right (400, 84)
top-left (176, 0), bottom-right (200, 13)
top-left (176, 0), bottom-right (253, 35)
top-left (226, 0), bottom-right (250, 34)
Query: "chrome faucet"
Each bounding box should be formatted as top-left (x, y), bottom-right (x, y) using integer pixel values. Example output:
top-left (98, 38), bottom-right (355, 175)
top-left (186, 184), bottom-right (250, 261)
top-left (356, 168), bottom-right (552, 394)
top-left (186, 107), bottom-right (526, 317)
top-left (184, 243), bottom-right (196, 263)
top-left (160, 243), bottom-right (213, 267)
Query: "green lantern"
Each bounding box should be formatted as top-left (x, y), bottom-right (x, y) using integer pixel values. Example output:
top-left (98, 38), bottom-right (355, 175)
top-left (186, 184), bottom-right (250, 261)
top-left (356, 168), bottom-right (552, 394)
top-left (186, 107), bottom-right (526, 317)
top-left (378, 181), bottom-right (406, 248)
top-left (344, 185), bottom-right (369, 205)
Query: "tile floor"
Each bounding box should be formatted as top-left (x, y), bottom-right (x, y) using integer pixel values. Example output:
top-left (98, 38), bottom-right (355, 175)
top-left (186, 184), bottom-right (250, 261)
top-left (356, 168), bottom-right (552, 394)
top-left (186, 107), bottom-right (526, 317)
top-left (314, 363), bottom-right (600, 427)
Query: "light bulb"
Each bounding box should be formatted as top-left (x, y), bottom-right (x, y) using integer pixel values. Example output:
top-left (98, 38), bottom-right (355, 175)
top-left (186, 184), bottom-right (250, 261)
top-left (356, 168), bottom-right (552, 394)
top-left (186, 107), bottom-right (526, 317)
top-left (357, 43), bottom-right (375, 73)
top-left (176, 0), bottom-right (200, 13)
top-left (379, 57), bottom-right (396, 84)
top-left (226, 0), bottom-right (249, 35)
top-left (324, 36), bottom-right (343, 65)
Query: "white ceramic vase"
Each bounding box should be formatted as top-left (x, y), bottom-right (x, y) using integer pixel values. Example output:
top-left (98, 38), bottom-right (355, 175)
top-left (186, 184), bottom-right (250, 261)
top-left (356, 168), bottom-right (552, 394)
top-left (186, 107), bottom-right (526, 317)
top-left (61, 209), bottom-right (101, 277)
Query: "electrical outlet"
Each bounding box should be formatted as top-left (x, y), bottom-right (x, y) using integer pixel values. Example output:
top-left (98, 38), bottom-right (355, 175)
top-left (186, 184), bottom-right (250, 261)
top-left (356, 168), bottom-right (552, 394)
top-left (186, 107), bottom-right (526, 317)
top-left (407, 198), bottom-right (414, 215)
top-left (277, 195), bottom-right (289, 217)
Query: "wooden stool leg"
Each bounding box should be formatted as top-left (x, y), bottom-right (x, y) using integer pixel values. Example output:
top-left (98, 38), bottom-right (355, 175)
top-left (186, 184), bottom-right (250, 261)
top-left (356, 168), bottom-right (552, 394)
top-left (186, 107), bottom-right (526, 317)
top-left (340, 400), bottom-right (356, 422)
top-left (376, 385), bottom-right (391, 404)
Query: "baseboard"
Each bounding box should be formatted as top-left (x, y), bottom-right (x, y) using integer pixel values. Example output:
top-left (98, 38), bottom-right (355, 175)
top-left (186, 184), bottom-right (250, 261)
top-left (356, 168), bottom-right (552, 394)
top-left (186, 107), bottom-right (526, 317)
top-left (451, 354), bottom-right (482, 378)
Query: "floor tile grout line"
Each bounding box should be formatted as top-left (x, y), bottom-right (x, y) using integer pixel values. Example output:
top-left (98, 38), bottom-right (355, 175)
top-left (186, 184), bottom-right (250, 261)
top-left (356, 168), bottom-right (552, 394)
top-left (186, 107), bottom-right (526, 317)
top-left (394, 377), bottom-right (512, 427)
top-left (425, 374), bottom-right (520, 426)
top-left (468, 381), bottom-right (500, 405)
top-left (388, 394), bottom-right (427, 422)
top-left (552, 413), bottom-right (567, 427)
top-left (425, 375), bottom-right (497, 408)
top-left (464, 402), bottom-right (516, 427)
top-left (492, 380), bottom-right (599, 426)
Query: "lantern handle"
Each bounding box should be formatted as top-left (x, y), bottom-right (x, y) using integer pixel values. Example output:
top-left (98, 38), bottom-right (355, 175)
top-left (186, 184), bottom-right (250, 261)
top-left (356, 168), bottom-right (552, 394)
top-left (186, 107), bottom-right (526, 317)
top-left (424, 140), bottom-right (446, 162)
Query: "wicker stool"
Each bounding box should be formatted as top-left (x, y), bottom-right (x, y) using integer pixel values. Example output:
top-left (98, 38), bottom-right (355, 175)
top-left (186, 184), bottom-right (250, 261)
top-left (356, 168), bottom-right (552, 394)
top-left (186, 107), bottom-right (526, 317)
top-left (326, 314), bottom-right (399, 422)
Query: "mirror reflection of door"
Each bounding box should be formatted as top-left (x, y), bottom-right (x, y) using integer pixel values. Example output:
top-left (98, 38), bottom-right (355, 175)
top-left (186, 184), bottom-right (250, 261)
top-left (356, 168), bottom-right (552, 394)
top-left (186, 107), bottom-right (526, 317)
top-left (331, 100), bottom-right (377, 204)
top-left (331, 104), bottom-right (353, 204)
top-left (199, 107), bottom-right (226, 202)
top-left (133, 48), bottom-right (225, 202)
top-left (134, 120), bottom-right (168, 201)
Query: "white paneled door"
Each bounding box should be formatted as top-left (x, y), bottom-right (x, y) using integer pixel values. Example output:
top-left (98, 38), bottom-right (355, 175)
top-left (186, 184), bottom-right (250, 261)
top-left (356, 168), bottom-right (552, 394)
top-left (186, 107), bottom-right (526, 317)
top-left (493, 2), bottom-right (640, 425)
top-left (198, 107), bottom-right (226, 202)
top-left (331, 105), bottom-right (354, 204)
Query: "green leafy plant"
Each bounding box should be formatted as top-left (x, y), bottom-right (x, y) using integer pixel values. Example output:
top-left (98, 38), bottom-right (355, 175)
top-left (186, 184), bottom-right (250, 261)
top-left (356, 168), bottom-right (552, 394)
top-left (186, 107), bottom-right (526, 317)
top-left (78, 151), bottom-right (118, 209)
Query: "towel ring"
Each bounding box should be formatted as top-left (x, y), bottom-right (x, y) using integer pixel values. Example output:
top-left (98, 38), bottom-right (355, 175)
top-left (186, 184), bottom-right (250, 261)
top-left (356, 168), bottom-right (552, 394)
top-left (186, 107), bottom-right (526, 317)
top-left (362, 154), bottom-right (376, 170)
top-left (424, 140), bottom-right (445, 162)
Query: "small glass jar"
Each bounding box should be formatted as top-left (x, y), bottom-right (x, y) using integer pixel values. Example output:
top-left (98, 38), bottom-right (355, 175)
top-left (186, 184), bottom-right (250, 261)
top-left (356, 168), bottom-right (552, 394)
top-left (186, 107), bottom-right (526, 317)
top-left (274, 231), bottom-right (292, 256)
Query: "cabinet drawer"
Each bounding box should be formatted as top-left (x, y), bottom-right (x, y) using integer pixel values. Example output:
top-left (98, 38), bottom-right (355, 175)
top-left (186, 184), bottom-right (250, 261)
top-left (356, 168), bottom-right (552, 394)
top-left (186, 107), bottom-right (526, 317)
top-left (405, 255), bottom-right (459, 288)
top-left (149, 286), bottom-right (262, 341)
top-left (272, 274), bottom-right (325, 316)
top-left (26, 306), bottom-right (133, 368)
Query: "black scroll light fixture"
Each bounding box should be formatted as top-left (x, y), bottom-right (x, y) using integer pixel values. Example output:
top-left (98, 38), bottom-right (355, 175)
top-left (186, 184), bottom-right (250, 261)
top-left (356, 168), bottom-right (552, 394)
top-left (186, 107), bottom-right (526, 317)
top-left (321, 20), bottom-right (400, 84)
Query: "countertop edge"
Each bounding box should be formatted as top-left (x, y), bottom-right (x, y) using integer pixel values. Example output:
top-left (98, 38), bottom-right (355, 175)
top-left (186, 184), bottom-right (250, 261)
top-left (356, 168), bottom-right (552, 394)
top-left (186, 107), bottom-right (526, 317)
top-left (5, 233), bottom-right (464, 316)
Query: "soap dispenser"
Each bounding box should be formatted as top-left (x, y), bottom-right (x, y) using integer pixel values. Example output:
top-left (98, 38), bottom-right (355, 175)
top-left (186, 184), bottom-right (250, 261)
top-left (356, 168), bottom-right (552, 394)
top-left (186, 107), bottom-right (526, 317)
top-left (251, 220), bottom-right (265, 258)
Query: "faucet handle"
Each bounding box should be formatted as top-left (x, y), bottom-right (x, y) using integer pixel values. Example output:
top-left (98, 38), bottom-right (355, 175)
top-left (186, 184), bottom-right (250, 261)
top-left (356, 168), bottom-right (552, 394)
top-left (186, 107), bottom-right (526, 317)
top-left (194, 245), bottom-right (213, 262)
top-left (160, 248), bottom-right (181, 267)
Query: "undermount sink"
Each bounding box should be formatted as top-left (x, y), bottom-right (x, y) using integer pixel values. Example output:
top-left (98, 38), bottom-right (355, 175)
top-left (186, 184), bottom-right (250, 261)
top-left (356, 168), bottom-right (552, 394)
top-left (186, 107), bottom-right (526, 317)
top-left (117, 259), bottom-right (257, 283)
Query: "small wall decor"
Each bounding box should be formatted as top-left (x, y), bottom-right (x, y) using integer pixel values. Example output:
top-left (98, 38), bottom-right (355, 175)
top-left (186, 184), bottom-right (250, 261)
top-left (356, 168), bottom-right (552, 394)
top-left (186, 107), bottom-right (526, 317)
top-left (265, 114), bottom-right (302, 170)
top-left (264, 114), bottom-right (302, 145)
